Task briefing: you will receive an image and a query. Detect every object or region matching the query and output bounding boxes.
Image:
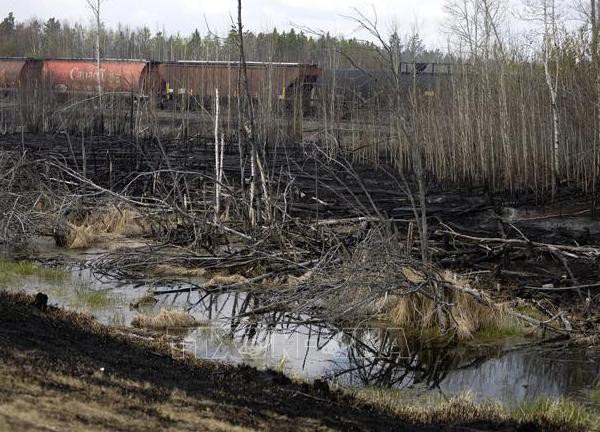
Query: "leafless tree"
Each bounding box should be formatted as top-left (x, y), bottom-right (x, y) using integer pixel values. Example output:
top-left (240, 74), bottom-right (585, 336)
top-left (443, 0), bottom-right (507, 59)
top-left (344, 8), bottom-right (430, 263)
top-left (523, 0), bottom-right (562, 197)
top-left (234, 0), bottom-right (271, 226)
top-left (86, 0), bottom-right (104, 110)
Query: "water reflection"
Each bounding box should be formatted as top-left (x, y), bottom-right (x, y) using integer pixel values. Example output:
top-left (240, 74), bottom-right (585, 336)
top-left (181, 289), bottom-right (600, 406)
top-left (14, 263), bottom-right (600, 407)
top-left (440, 346), bottom-right (600, 405)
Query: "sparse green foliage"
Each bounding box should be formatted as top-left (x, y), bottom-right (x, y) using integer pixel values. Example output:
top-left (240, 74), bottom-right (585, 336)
top-left (73, 283), bottom-right (115, 309)
top-left (0, 259), bottom-right (68, 286)
top-left (592, 383), bottom-right (600, 405)
top-left (512, 399), bottom-right (600, 432)
top-left (354, 387), bottom-right (600, 431)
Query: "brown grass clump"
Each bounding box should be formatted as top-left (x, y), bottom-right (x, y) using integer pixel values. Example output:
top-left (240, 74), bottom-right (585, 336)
top-left (67, 223), bottom-right (97, 249)
top-left (205, 274), bottom-right (248, 288)
top-left (54, 220), bottom-right (96, 249)
top-left (286, 271), bottom-right (314, 286)
top-left (153, 264), bottom-right (207, 278)
top-left (379, 269), bottom-right (516, 340)
top-left (56, 205), bottom-right (150, 249)
top-left (322, 228), bottom-right (524, 342)
top-left (131, 309), bottom-right (196, 330)
top-left (83, 206), bottom-right (148, 237)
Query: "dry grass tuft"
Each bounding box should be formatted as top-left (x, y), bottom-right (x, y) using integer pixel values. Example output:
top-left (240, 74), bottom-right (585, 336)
top-left (87, 207), bottom-right (148, 237)
top-left (205, 274), bottom-right (248, 287)
top-left (67, 223), bottom-right (97, 249)
top-left (380, 270), bottom-right (519, 340)
top-left (153, 264), bottom-right (207, 278)
top-left (286, 271), bottom-right (314, 286)
top-left (56, 205), bottom-right (150, 249)
top-left (320, 227), bottom-right (524, 341)
top-left (131, 309), bottom-right (196, 330)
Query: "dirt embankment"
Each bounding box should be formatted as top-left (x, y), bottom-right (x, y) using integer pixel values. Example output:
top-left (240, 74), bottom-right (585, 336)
top-left (0, 290), bottom-right (534, 432)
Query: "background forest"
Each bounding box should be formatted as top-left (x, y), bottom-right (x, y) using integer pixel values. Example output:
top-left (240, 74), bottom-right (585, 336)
top-left (0, 11), bottom-right (448, 68)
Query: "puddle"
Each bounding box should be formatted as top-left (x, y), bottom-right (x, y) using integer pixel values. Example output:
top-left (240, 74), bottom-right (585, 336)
top-left (2, 242), bottom-right (600, 408)
top-left (440, 346), bottom-right (600, 406)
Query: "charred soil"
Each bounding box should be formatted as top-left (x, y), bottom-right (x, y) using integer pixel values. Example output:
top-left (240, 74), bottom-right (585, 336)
top-left (0, 290), bottom-right (548, 432)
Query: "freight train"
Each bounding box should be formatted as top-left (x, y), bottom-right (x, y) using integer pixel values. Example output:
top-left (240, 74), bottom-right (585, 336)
top-left (0, 57), bottom-right (450, 114)
top-left (315, 63), bottom-right (451, 112)
top-left (0, 57), bottom-right (321, 110)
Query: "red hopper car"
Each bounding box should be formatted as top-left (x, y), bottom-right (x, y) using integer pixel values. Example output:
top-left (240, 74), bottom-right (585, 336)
top-left (41, 59), bottom-right (161, 95)
top-left (157, 61), bottom-right (321, 108)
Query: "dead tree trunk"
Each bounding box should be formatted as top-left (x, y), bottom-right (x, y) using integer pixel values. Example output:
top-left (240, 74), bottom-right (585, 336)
top-left (592, 0), bottom-right (599, 215)
top-left (86, 0), bottom-right (104, 131)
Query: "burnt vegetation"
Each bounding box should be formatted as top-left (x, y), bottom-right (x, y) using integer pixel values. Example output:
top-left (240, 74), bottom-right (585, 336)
top-left (0, 0), bottom-right (599, 358)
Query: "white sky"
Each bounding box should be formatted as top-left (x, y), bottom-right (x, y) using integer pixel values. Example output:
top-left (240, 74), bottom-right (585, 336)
top-left (3, 0), bottom-right (449, 48)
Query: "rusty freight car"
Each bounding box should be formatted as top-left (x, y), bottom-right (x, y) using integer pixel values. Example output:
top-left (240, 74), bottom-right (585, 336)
top-left (157, 61), bottom-right (321, 110)
top-left (41, 59), bottom-right (161, 96)
top-left (0, 58), bottom-right (43, 95)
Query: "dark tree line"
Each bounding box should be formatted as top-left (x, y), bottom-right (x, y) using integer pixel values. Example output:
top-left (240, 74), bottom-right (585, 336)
top-left (0, 12), bottom-right (448, 69)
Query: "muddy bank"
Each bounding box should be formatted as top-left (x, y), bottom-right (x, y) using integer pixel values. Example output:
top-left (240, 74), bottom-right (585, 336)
top-left (0, 290), bottom-right (574, 432)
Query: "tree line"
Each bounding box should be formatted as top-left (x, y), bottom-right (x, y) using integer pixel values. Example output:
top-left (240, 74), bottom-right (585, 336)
top-left (0, 12), bottom-right (447, 69)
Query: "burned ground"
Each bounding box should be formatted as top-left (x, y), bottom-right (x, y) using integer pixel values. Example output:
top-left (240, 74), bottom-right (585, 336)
top-left (0, 132), bottom-right (599, 431)
top-left (0, 290), bottom-right (552, 432)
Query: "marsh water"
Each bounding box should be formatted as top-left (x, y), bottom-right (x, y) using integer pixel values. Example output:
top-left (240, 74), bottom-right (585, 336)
top-left (5, 239), bottom-right (600, 409)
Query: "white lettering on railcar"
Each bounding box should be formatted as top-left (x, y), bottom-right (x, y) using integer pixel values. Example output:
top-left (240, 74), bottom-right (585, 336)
top-left (69, 67), bottom-right (106, 82)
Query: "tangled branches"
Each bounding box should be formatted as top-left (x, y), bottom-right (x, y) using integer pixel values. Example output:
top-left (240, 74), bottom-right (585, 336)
top-left (290, 225), bottom-right (507, 340)
top-left (0, 150), bottom-right (57, 248)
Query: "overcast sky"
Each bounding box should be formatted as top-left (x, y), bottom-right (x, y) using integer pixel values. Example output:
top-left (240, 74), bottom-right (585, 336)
top-left (4, 0), bottom-right (448, 48)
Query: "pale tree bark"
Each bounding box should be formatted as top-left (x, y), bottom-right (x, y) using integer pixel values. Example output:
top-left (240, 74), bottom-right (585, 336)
top-left (541, 0), bottom-right (560, 198)
top-left (592, 0), bottom-right (598, 56)
top-left (214, 88), bottom-right (222, 223)
top-left (86, 0), bottom-right (104, 110)
top-left (522, 0), bottom-right (562, 197)
top-left (409, 32), bottom-right (430, 264)
top-left (592, 0), bottom-right (599, 214)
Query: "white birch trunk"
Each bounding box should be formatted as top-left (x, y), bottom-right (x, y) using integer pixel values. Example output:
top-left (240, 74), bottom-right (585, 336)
top-left (214, 88), bottom-right (221, 222)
